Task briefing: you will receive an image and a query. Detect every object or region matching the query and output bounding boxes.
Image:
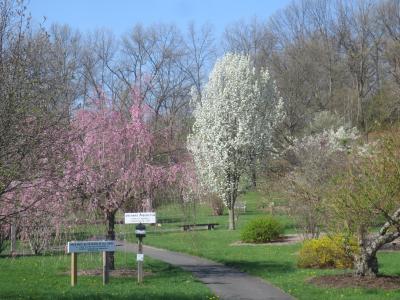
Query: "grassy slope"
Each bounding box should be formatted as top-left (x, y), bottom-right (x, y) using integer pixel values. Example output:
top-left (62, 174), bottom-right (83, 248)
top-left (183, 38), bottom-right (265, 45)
top-left (135, 191), bottom-right (400, 300)
top-left (0, 252), bottom-right (212, 300)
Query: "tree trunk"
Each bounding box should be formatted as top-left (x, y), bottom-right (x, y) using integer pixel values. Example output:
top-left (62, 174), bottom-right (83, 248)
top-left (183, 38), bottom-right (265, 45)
top-left (228, 207), bottom-right (235, 230)
top-left (106, 212), bottom-right (116, 270)
top-left (354, 225), bottom-right (378, 277)
top-left (354, 251), bottom-right (378, 277)
top-left (251, 168), bottom-right (257, 188)
top-left (226, 171), bottom-right (239, 230)
top-left (10, 222), bottom-right (16, 255)
top-left (353, 209), bottom-right (400, 277)
top-left (250, 152), bottom-right (257, 188)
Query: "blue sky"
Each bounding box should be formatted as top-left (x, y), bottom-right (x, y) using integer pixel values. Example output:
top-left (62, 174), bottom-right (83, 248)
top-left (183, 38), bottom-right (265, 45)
top-left (28, 0), bottom-right (291, 37)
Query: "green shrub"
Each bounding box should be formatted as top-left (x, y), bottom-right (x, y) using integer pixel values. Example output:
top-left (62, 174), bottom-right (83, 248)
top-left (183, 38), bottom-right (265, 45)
top-left (297, 234), bottom-right (359, 269)
top-left (241, 216), bottom-right (283, 243)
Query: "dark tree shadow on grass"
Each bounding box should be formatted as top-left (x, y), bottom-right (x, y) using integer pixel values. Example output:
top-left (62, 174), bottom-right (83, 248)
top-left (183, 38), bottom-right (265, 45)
top-left (223, 260), bottom-right (295, 277)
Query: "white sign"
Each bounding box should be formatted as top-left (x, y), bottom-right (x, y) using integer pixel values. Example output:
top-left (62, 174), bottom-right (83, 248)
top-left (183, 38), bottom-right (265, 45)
top-left (67, 241), bottom-right (115, 253)
top-left (137, 254), bottom-right (144, 261)
top-left (125, 212), bottom-right (156, 224)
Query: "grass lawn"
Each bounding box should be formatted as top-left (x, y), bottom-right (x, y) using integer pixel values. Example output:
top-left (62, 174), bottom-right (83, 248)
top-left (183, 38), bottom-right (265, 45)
top-left (121, 191), bottom-right (400, 300)
top-left (138, 229), bottom-right (400, 300)
top-left (0, 252), bottom-right (212, 300)
top-left (6, 191), bottom-right (400, 299)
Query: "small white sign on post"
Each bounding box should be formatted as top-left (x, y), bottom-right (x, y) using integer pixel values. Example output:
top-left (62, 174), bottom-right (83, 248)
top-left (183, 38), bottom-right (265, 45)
top-left (137, 254), bottom-right (144, 261)
top-left (67, 240), bottom-right (116, 253)
top-left (125, 212), bottom-right (156, 224)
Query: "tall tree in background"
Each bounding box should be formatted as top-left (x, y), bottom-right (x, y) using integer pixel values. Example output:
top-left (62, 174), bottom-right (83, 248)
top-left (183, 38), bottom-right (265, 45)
top-left (188, 53), bottom-right (284, 230)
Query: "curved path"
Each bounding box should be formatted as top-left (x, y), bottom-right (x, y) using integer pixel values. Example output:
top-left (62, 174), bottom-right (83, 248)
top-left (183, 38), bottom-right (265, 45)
top-left (117, 241), bottom-right (294, 300)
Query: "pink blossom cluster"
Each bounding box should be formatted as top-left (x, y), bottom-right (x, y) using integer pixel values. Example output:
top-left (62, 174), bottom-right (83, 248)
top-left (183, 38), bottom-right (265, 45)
top-left (64, 91), bottom-right (184, 215)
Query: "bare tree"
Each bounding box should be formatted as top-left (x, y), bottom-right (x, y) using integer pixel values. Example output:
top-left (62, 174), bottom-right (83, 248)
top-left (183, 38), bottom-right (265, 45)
top-left (336, 1), bottom-right (382, 130)
top-left (0, 1), bottom-right (77, 222)
top-left (183, 22), bottom-right (216, 99)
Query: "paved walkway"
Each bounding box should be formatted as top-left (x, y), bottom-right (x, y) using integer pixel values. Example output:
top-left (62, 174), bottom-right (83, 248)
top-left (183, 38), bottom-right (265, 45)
top-left (117, 241), bottom-right (294, 300)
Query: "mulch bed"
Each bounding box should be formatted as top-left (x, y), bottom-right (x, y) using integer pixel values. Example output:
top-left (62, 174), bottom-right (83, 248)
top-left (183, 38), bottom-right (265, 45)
top-left (309, 274), bottom-right (400, 290)
top-left (61, 268), bottom-right (151, 277)
top-left (230, 234), bottom-right (302, 246)
top-left (380, 241), bottom-right (400, 251)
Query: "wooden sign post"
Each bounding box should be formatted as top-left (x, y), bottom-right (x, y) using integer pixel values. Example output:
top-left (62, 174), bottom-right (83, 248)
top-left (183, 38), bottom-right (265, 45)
top-left (71, 252), bottom-right (77, 286)
top-left (67, 240), bottom-right (115, 286)
top-left (102, 251), bottom-right (109, 285)
top-left (137, 240), bottom-right (144, 283)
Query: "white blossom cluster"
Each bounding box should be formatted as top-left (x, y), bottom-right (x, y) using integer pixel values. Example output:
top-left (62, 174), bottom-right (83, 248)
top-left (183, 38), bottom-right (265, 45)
top-left (188, 53), bottom-right (284, 205)
top-left (286, 126), bottom-right (360, 220)
top-left (290, 126), bottom-right (359, 158)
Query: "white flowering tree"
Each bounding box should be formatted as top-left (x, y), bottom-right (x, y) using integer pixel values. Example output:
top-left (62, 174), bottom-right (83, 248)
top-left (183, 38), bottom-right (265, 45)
top-left (188, 53), bottom-right (284, 230)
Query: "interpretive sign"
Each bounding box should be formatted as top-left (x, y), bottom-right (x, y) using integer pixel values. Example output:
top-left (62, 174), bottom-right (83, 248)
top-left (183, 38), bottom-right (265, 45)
top-left (67, 240), bottom-right (115, 286)
top-left (124, 212), bottom-right (156, 224)
top-left (67, 240), bottom-right (115, 253)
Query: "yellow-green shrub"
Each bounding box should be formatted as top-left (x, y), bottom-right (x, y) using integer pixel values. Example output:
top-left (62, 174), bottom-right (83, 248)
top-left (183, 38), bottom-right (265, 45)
top-left (297, 234), bottom-right (359, 269)
top-left (241, 216), bottom-right (283, 243)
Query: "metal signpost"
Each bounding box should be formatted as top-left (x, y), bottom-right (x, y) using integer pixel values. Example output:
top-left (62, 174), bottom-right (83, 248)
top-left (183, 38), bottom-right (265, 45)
top-left (67, 240), bottom-right (115, 286)
top-left (125, 212), bottom-right (156, 283)
top-left (135, 223), bottom-right (146, 283)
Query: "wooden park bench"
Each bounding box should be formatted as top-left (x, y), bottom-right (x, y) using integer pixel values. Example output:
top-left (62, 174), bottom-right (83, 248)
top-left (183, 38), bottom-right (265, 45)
top-left (180, 223), bottom-right (219, 231)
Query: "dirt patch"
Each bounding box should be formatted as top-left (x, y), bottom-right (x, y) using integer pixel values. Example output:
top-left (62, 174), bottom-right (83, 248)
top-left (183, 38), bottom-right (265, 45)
top-left (230, 234), bottom-right (302, 246)
top-left (380, 240), bottom-right (400, 252)
top-left (309, 274), bottom-right (400, 290)
top-left (231, 234), bottom-right (400, 249)
top-left (61, 268), bottom-right (151, 277)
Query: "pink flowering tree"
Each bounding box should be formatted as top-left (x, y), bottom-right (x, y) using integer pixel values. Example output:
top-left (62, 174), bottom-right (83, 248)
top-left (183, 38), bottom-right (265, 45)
top-left (0, 177), bottom-right (68, 255)
top-left (0, 121), bottom-right (71, 255)
top-left (66, 91), bottom-right (180, 269)
top-left (17, 181), bottom-right (65, 254)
